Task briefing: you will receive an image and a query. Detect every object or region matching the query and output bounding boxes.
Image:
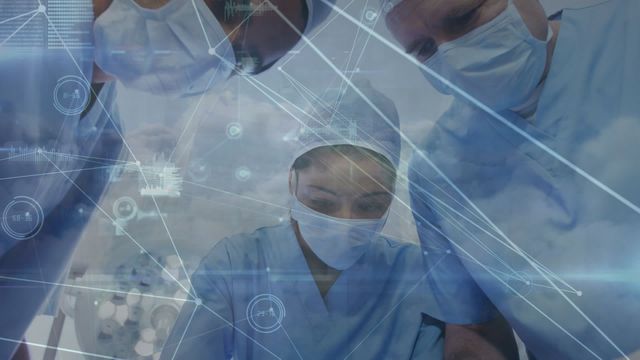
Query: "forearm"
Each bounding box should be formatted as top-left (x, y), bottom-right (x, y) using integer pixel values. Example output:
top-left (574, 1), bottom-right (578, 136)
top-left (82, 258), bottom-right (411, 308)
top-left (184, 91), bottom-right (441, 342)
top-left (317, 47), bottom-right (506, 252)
top-left (445, 315), bottom-right (519, 360)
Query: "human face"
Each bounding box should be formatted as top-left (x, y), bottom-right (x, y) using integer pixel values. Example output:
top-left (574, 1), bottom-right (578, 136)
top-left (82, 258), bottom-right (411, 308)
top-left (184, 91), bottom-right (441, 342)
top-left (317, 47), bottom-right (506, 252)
top-left (207, 0), bottom-right (307, 74)
top-left (385, 0), bottom-right (549, 63)
top-left (91, 0), bottom-right (306, 82)
top-left (290, 148), bottom-right (395, 220)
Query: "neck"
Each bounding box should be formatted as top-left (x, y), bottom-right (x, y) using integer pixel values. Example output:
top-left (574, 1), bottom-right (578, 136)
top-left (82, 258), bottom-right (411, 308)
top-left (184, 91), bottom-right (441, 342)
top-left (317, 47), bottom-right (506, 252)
top-left (540, 20), bottom-right (561, 84)
top-left (93, 0), bottom-right (112, 18)
top-left (512, 19), bottom-right (561, 119)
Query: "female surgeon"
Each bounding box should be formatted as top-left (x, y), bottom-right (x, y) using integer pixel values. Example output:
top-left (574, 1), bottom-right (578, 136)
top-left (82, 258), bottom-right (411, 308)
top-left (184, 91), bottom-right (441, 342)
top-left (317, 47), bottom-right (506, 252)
top-left (160, 79), bottom-right (444, 359)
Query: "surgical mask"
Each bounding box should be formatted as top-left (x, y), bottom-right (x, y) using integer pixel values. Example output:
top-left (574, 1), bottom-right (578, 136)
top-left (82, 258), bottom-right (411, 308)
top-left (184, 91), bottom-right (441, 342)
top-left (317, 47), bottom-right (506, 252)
top-left (94, 0), bottom-right (236, 97)
top-left (423, 0), bottom-right (552, 111)
top-left (290, 196), bottom-right (388, 270)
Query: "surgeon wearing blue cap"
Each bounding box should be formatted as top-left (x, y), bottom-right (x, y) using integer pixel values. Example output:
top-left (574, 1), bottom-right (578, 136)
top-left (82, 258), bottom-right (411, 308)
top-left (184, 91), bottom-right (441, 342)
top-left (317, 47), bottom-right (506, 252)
top-left (160, 79), bottom-right (445, 359)
top-left (0, 0), bottom-right (336, 358)
top-left (382, 0), bottom-right (640, 359)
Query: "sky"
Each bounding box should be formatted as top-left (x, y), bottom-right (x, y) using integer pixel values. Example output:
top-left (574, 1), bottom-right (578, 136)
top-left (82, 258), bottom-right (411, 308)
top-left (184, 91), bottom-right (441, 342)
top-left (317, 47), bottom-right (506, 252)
top-left (25, 0), bottom-right (603, 358)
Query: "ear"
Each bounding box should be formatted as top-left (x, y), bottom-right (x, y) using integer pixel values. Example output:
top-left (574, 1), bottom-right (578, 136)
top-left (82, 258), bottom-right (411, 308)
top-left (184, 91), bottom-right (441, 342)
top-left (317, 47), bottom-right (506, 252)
top-left (288, 170), bottom-right (295, 196)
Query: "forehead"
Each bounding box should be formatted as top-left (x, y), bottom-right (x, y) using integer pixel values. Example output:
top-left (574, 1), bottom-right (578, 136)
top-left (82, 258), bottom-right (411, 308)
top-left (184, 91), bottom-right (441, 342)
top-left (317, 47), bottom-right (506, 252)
top-left (238, 0), bottom-right (306, 68)
top-left (386, 0), bottom-right (486, 30)
top-left (297, 149), bottom-right (393, 189)
top-left (388, 0), bottom-right (456, 22)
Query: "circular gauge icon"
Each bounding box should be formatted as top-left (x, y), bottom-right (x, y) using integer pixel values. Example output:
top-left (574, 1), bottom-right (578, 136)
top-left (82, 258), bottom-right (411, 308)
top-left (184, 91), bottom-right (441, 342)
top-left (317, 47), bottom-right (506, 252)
top-left (112, 197), bottom-right (138, 221)
top-left (234, 166), bottom-right (252, 182)
top-left (1, 196), bottom-right (44, 240)
top-left (364, 8), bottom-right (379, 23)
top-left (53, 75), bottom-right (91, 116)
top-left (226, 122), bottom-right (243, 139)
top-left (246, 294), bottom-right (285, 334)
top-left (187, 159), bottom-right (210, 183)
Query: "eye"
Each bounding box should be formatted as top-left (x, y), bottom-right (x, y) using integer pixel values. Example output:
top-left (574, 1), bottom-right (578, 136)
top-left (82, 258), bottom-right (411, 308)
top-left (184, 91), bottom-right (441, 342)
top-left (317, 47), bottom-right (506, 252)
top-left (443, 4), bottom-right (482, 34)
top-left (307, 198), bottom-right (337, 213)
top-left (416, 38), bottom-right (438, 60)
top-left (355, 201), bottom-right (388, 217)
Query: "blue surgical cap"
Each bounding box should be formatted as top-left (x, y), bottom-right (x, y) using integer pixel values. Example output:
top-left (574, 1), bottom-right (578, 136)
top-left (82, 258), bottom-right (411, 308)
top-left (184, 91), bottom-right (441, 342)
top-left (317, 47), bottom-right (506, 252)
top-left (291, 78), bottom-right (401, 170)
top-left (304, 0), bottom-right (337, 34)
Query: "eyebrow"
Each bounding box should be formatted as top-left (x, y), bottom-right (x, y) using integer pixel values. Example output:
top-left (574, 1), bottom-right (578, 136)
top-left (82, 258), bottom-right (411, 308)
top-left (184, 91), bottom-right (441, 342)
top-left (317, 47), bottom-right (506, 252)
top-left (360, 192), bottom-right (392, 199)
top-left (307, 185), bottom-right (339, 196)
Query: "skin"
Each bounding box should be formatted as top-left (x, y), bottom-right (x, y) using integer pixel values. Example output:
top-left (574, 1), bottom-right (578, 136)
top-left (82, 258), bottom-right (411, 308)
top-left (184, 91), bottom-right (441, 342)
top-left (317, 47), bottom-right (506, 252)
top-left (385, 0), bottom-right (560, 87)
top-left (288, 147), bottom-right (395, 297)
top-left (91, 0), bottom-right (306, 83)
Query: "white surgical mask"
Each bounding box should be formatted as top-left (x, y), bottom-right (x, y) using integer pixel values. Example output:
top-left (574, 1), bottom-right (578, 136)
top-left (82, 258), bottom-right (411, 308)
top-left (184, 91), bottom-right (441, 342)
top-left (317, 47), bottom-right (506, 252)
top-left (423, 0), bottom-right (552, 111)
top-left (290, 196), bottom-right (388, 270)
top-left (94, 0), bottom-right (236, 97)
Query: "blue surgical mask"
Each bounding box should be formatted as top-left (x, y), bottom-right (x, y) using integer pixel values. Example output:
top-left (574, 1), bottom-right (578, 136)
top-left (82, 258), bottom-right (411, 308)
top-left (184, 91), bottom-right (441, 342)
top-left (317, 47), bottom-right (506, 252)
top-left (290, 196), bottom-right (388, 270)
top-left (423, 0), bottom-right (552, 111)
top-left (94, 0), bottom-right (236, 97)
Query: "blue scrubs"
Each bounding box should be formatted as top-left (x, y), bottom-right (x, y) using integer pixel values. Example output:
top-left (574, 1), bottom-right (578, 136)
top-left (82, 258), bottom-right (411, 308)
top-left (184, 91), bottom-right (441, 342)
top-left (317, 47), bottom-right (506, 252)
top-left (0, 1), bottom-right (122, 356)
top-left (161, 223), bottom-right (444, 359)
top-left (409, 0), bottom-right (640, 359)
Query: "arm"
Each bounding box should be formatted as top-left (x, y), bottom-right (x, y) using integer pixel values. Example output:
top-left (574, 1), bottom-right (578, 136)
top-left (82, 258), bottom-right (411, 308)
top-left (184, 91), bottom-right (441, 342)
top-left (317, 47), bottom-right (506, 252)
top-left (160, 241), bottom-right (235, 360)
top-left (444, 315), bottom-right (518, 360)
top-left (408, 150), bottom-right (518, 360)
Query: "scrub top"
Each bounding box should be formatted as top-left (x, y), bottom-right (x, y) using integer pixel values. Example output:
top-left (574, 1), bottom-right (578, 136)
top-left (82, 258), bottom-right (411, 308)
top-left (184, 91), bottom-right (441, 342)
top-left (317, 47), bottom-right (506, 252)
top-left (409, 0), bottom-right (640, 359)
top-left (0, 1), bottom-right (123, 356)
top-left (161, 223), bottom-right (444, 360)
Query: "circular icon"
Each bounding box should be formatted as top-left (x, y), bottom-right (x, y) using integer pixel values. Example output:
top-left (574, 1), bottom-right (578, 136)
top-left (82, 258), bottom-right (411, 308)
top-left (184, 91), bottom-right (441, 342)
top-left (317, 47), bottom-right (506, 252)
top-left (226, 122), bottom-right (243, 139)
top-left (112, 197), bottom-right (137, 221)
top-left (506, 271), bottom-right (533, 296)
top-left (246, 294), bottom-right (285, 334)
top-left (53, 75), bottom-right (91, 116)
top-left (1, 196), bottom-right (44, 240)
top-left (187, 159), bottom-right (210, 183)
top-left (234, 166), bottom-right (252, 182)
top-left (363, 8), bottom-right (378, 23)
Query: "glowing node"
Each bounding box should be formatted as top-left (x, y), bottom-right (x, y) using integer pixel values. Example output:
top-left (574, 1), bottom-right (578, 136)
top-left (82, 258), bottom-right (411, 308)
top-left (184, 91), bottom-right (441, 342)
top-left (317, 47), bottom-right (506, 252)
top-left (187, 159), bottom-right (210, 183)
top-left (208, 48), bottom-right (216, 55)
top-left (194, 298), bottom-right (203, 306)
top-left (112, 197), bottom-right (138, 221)
top-left (246, 294), bottom-right (285, 333)
top-left (38, 5), bottom-right (46, 12)
top-left (577, 291), bottom-right (583, 297)
top-left (226, 122), bottom-right (243, 139)
top-left (445, 249), bottom-right (452, 254)
top-left (235, 166), bottom-right (252, 182)
top-left (364, 8), bottom-right (378, 22)
top-left (53, 75), bottom-right (90, 116)
top-left (1, 196), bottom-right (44, 240)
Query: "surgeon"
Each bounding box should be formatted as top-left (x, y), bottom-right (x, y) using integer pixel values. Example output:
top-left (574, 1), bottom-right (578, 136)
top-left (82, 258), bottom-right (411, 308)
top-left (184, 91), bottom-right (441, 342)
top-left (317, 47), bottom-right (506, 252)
top-left (160, 79), bottom-right (446, 359)
top-left (92, 0), bottom-right (337, 94)
top-left (381, 0), bottom-right (640, 359)
top-left (0, 0), bottom-right (335, 357)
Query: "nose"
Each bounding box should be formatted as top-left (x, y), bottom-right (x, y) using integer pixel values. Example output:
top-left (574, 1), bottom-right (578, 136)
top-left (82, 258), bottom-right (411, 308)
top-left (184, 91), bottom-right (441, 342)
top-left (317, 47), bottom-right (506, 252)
top-left (334, 205), bottom-right (355, 220)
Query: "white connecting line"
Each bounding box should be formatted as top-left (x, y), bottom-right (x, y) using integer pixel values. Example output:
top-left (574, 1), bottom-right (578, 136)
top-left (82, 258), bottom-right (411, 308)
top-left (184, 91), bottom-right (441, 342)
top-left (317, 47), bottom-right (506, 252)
top-left (256, 1), bottom-right (629, 358)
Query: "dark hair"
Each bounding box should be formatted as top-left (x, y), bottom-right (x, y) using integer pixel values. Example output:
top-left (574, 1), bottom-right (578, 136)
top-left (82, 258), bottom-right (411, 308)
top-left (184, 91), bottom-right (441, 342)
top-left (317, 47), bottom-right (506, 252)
top-left (292, 145), bottom-right (397, 184)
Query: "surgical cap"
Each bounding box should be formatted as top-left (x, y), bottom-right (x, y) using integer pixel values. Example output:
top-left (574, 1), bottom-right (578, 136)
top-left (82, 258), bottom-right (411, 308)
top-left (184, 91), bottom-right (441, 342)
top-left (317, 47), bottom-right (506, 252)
top-left (290, 78), bottom-right (401, 170)
top-left (304, 0), bottom-right (337, 34)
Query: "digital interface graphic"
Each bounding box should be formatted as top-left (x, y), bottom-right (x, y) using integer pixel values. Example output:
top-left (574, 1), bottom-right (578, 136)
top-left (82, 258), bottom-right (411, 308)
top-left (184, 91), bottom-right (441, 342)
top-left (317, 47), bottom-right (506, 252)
top-left (0, 0), bottom-right (639, 359)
